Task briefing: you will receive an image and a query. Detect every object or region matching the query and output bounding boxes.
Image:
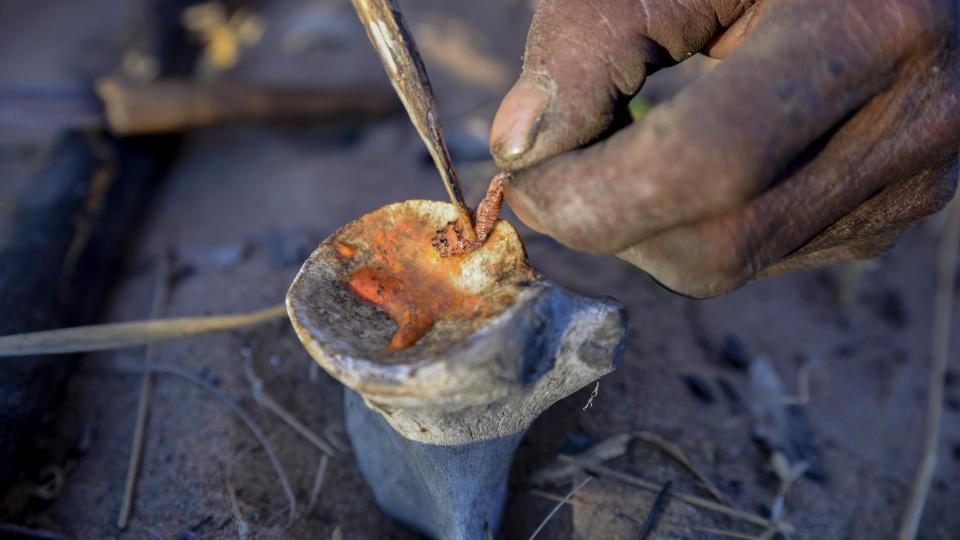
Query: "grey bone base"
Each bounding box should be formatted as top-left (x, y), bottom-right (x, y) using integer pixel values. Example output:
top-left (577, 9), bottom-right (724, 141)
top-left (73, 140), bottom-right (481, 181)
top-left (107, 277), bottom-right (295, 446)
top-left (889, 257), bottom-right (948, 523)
top-left (345, 389), bottom-right (523, 540)
top-left (286, 201), bottom-right (630, 538)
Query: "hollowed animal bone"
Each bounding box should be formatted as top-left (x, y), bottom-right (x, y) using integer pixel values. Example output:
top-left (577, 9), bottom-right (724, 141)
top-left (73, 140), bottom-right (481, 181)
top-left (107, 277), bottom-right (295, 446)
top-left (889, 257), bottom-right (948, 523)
top-left (287, 200), bottom-right (627, 539)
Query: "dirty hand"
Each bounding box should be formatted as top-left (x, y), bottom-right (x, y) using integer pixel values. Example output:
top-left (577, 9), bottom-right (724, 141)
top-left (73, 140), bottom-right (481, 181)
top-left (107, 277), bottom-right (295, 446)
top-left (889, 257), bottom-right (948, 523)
top-left (489, 0), bottom-right (959, 298)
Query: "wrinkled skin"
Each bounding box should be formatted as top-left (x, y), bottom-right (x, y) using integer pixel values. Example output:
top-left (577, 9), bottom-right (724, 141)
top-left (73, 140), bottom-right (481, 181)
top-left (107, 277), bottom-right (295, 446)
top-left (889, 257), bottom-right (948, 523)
top-left (490, 0), bottom-right (959, 298)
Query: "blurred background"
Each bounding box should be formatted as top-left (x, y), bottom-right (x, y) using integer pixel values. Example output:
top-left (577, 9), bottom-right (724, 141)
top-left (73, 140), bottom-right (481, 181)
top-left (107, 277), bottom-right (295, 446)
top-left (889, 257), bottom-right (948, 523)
top-left (0, 0), bottom-right (957, 538)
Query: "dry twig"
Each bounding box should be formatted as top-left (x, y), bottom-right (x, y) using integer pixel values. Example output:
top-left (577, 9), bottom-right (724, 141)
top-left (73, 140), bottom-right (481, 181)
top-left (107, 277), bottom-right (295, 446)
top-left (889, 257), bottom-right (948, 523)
top-left (243, 348), bottom-right (338, 456)
top-left (529, 489), bottom-right (595, 509)
top-left (143, 528), bottom-right (166, 540)
top-left (0, 523), bottom-right (69, 540)
top-left (898, 194), bottom-right (960, 539)
top-left (0, 304), bottom-right (286, 356)
top-left (324, 425), bottom-right (350, 453)
top-left (528, 475), bottom-right (593, 539)
top-left (636, 481), bottom-right (672, 540)
top-left (108, 362), bottom-right (297, 526)
top-left (693, 526), bottom-right (764, 539)
top-left (635, 431), bottom-right (729, 505)
top-left (118, 262), bottom-right (171, 529)
top-left (225, 462), bottom-right (250, 539)
top-left (558, 455), bottom-right (783, 531)
top-left (530, 433), bottom-right (631, 486)
top-left (307, 455), bottom-right (330, 515)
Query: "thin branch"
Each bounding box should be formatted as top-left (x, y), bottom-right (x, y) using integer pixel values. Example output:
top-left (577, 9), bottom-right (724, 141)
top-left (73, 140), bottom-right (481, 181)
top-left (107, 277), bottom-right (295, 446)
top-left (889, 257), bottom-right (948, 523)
top-left (225, 461), bottom-right (250, 539)
top-left (118, 262), bottom-right (171, 529)
top-left (243, 350), bottom-right (338, 456)
top-left (0, 524), bottom-right (69, 540)
top-left (529, 489), bottom-right (596, 510)
top-left (693, 526), bottom-right (763, 540)
top-left (528, 476), bottom-right (593, 540)
top-left (143, 528), bottom-right (166, 540)
top-left (107, 362), bottom-right (297, 526)
top-left (324, 425), bottom-right (350, 453)
top-left (635, 431), bottom-right (730, 505)
top-left (898, 192), bottom-right (960, 539)
top-left (0, 304), bottom-right (287, 356)
top-left (637, 481), bottom-right (672, 540)
top-left (558, 455), bottom-right (778, 530)
top-left (307, 454), bottom-right (330, 515)
top-left (530, 490), bottom-right (691, 530)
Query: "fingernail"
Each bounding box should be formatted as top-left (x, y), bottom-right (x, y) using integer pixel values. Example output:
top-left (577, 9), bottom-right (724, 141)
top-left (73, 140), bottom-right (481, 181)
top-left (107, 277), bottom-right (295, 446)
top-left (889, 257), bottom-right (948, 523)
top-left (490, 80), bottom-right (549, 161)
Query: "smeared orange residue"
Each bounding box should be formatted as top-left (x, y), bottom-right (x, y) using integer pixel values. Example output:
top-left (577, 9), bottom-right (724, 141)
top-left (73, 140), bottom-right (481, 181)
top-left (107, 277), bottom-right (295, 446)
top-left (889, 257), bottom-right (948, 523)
top-left (344, 210), bottom-right (509, 351)
top-left (333, 241), bottom-right (357, 258)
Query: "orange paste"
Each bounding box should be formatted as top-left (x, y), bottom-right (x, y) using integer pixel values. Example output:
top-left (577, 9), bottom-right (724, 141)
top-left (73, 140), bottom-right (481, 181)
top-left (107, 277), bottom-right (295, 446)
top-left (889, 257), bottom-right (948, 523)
top-left (340, 212), bottom-right (502, 350)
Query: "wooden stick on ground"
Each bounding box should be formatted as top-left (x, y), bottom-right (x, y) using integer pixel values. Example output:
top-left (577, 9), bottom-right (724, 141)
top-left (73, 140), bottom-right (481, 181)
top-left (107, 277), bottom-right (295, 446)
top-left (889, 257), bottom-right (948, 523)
top-left (306, 454), bottom-right (330, 515)
top-left (96, 77), bottom-right (397, 135)
top-left (0, 304), bottom-right (287, 356)
top-left (692, 526), bottom-right (764, 539)
top-left (118, 262), bottom-right (171, 529)
top-left (225, 461), bottom-right (250, 540)
top-left (528, 476), bottom-right (593, 540)
top-left (350, 0), bottom-right (476, 239)
top-left (636, 481), bottom-right (672, 540)
top-left (243, 345), bottom-right (339, 456)
top-left (897, 196), bottom-right (960, 540)
top-left (0, 523), bottom-right (69, 540)
top-left (558, 455), bottom-right (781, 531)
top-left (108, 362), bottom-right (298, 526)
top-left (635, 431), bottom-right (730, 506)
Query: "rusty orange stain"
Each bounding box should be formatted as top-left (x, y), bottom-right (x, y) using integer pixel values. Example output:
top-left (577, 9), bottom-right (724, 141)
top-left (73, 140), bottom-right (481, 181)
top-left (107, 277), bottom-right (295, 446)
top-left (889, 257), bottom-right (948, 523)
top-left (333, 241), bottom-right (357, 258)
top-left (345, 208), bottom-right (506, 351)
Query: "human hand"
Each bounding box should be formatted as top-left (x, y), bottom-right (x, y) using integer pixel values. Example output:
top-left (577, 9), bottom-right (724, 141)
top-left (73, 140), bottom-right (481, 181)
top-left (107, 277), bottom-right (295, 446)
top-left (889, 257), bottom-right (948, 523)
top-left (490, 0), bottom-right (958, 298)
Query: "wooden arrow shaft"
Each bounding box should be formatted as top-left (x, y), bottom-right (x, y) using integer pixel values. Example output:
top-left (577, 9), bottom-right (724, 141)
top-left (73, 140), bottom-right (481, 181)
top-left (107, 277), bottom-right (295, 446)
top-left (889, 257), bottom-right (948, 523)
top-left (351, 0), bottom-right (476, 240)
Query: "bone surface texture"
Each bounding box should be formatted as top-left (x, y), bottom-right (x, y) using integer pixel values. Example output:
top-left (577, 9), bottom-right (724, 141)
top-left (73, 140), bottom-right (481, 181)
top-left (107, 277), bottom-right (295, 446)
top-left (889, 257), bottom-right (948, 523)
top-left (287, 200), bottom-right (627, 539)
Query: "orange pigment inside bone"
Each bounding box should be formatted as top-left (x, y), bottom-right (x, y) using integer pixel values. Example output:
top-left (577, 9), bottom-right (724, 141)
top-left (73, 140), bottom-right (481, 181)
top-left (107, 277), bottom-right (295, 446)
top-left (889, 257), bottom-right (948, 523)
top-left (339, 211), bottom-right (514, 351)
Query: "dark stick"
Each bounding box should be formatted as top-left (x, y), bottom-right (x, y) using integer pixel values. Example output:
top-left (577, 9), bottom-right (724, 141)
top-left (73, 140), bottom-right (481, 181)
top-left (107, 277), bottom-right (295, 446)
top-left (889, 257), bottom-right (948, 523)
top-left (0, 523), bottom-right (69, 540)
top-left (637, 481), bottom-right (672, 540)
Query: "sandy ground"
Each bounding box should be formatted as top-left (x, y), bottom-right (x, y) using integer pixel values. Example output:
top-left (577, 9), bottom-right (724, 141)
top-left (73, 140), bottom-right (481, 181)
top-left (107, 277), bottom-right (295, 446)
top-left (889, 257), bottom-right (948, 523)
top-left (2, 1), bottom-right (959, 539)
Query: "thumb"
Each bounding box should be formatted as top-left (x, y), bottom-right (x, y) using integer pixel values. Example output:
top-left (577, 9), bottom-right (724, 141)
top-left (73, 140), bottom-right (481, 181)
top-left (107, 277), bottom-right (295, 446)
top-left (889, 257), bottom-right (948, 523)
top-left (490, 0), bottom-right (756, 170)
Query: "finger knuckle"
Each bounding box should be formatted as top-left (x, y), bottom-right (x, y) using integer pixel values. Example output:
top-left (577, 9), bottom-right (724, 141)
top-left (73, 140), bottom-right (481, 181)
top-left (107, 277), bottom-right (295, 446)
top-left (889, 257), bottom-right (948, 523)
top-left (701, 230), bottom-right (757, 295)
top-left (629, 224), bottom-right (757, 299)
